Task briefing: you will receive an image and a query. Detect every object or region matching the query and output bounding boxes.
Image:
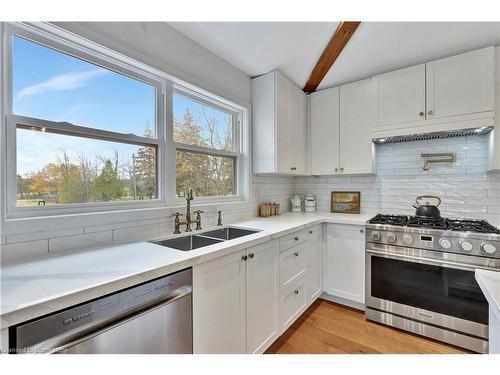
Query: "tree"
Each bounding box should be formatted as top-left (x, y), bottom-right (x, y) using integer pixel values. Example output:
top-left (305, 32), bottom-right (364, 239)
top-left (174, 109), bottom-right (211, 197)
top-left (91, 159), bottom-right (124, 202)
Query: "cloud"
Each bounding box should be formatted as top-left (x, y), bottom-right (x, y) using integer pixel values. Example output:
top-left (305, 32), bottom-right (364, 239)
top-left (16, 69), bottom-right (108, 100)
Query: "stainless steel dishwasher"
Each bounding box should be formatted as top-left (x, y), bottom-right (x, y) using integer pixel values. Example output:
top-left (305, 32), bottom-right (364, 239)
top-left (10, 268), bottom-right (192, 354)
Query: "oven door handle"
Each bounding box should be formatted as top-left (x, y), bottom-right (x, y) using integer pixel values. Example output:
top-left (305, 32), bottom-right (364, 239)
top-left (366, 249), bottom-right (498, 272)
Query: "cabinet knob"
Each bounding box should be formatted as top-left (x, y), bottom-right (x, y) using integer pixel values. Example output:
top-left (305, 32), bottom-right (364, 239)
top-left (309, 230), bottom-right (313, 234)
top-left (294, 252), bottom-right (299, 257)
top-left (360, 229), bottom-right (364, 233)
top-left (419, 111), bottom-right (424, 116)
top-left (428, 110), bottom-right (434, 115)
top-left (290, 166), bottom-right (297, 171)
top-left (340, 167), bottom-right (344, 172)
top-left (335, 168), bottom-right (338, 173)
top-left (294, 289), bottom-right (299, 295)
top-left (294, 236), bottom-right (299, 241)
top-left (241, 255), bottom-right (248, 261)
top-left (248, 253), bottom-right (254, 259)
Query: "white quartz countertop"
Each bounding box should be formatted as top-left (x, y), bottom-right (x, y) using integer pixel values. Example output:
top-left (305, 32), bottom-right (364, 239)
top-left (0, 212), bottom-right (370, 328)
top-left (475, 269), bottom-right (500, 322)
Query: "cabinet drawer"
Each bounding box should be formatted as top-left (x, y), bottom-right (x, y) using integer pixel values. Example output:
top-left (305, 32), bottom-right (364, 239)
top-left (279, 242), bottom-right (307, 290)
top-left (279, 230), bottom-right (309, 252)
top-left (280, 278), bottom-right (307, 331)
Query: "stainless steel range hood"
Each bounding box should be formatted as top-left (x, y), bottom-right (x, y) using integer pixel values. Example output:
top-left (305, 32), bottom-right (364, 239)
top-left (372, 126), bottom-right (493, 144)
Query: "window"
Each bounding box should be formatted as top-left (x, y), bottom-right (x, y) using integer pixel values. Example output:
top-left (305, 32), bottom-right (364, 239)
top-left (6, 26), bottom-right (164, 212)
top-left (173, 90), bottom-right (240, 198)
top-left (2, 23), bottom-right (248, 220)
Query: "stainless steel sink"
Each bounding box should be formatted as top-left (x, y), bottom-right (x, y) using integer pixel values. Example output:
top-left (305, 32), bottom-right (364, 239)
top-left (198, 227), bottom-right (261, 241)
top-left (150, 226), bottom-right (261, 251)
top-left (151, 235), bottom-right (224, 251)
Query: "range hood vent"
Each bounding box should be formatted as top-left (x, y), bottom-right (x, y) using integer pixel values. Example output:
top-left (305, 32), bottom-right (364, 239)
top-left (372, 127), bottom-right (493, 144)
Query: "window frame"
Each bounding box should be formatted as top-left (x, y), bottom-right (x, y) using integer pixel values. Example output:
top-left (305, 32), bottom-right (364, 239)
top-left (1, 22), bottom-right (251, 222)
top-left (3, 22), bottom-right (168, 218)
top-left (172, 85), bottom-right (243, 203)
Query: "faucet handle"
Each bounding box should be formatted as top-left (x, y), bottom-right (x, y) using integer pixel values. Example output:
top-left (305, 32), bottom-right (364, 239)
top-left (194, 210), bottom-right (204, 215)
top-left (172, 212), bottom-right (184, 218)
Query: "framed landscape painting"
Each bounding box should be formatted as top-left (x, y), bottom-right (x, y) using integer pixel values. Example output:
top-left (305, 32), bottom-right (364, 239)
top-left (331, 191), bottom-right (361, 214)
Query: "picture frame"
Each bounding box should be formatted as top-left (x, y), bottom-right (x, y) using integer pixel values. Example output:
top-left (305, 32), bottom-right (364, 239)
top-left (331, 191), bottom-right (361, 214)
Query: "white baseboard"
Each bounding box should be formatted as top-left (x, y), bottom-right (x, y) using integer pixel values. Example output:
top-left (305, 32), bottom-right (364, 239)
top-left (320, 292), bottom-right (365, 311)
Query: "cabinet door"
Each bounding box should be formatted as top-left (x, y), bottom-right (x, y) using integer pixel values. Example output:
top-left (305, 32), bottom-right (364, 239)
top-left (306, 225), bottom-right (322, 305)
top-left (372, 64), bottom-right (426, 126)
top-left (310, 87), bottom-right (340, 175)
top-left (246, 240), bottom-right (279, 354)
top-left (193, 250), bottom-right (246, 353)
top-left (339, 79), bottom-right (374, 174)
top-left (426, 47), bottom-right (494, 120)
top-left (325, 224), bottom-right (365, 304)
top-left (276, 72), bottom-right (307, 175)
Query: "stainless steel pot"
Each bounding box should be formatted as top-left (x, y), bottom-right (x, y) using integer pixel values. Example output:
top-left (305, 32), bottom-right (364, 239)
top-left (412, 195), bottom-right (442, 218)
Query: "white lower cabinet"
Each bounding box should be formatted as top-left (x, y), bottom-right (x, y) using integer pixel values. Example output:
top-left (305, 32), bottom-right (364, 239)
top-left (193, 226), bottom-right (324, 352)
top-left (193, 240), bottom-right (279, 354)
top-left (306, 225), bottom-right (322, 305)
top-left (279, 278), bottom-right (307, 332)
top-left (325, 224), bottom-right (365, 305)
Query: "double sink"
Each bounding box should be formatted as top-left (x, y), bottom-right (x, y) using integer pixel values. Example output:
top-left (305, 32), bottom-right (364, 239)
top-left (150, 227), bottom-right (261, 251)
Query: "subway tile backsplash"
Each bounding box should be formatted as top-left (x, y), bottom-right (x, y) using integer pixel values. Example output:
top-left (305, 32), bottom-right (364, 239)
top-left (2, 134), bottom-right (500, 263)
top-left (294, 134), bottom-right (500, 227)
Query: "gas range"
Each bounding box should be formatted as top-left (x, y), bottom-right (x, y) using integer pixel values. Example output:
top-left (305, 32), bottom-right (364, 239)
top-left (366, 214), bottom-right (500, 259)
top-left (365, 213), bottom-right (500, 353)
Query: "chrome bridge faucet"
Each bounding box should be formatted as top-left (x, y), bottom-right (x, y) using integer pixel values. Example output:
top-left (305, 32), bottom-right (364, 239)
top-left (172, 188), bottom-right (204, 234)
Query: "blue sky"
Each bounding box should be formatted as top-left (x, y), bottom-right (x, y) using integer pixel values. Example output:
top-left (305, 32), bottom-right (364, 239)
top-left (13, 35), bottom-right (232, 176)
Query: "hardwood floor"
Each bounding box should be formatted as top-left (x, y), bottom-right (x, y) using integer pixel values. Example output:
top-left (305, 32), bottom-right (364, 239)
top-left (265, 299), bottom-right (472, 354)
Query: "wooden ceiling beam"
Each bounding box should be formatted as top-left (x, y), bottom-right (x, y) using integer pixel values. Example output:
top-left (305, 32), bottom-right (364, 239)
top-left (303, 21), bottom-right (361, 93)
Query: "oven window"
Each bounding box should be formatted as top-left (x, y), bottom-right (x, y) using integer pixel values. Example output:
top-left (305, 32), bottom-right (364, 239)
top-left (371, 257), bottom-right (488, 325)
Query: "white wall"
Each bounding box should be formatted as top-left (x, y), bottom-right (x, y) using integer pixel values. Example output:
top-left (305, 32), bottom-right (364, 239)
top-left (54, 22), bottom-right (252, 106)
top-left (295, 134), bottom-right (500, 227)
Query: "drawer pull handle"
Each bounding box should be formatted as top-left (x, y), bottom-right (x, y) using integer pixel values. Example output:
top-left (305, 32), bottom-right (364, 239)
top-left (290, 166), bottom-right (297, 171)
top-left (360, 229), bottom-right (364, 233)
top-left (294, 237), bottom-right (299, 241)
top-left (294, 252), bottom-right (299, 257)
top-left (294, 289), bottom-right (299, 295)
top-left (248, 253), bottom-right (254, 259)
top-left (241, 255), bottom-right (247, 261)
top-left (309, 231), bottom-right (313, 234)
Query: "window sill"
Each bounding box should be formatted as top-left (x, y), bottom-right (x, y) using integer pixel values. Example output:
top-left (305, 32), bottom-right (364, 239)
top-left (2, 199), bottom-right (254, 237)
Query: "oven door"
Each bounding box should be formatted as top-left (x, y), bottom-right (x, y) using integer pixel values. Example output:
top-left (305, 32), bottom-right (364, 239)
top-left (365, 243), bottom-right (496, 339)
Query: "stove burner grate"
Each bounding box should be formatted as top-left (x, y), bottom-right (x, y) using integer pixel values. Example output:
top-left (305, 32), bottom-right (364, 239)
top-left (407, 216), bottom-right (448, 230)
top-left (447, 218), bottom-right (500, 234)
top-left (368, 214), bottom-right (408, 226)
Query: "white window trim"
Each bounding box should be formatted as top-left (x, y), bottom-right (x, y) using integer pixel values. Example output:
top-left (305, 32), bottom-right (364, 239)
top-left (0, 21), bottom-right (251, 224)
top-left (173, 85), bottom-right (244, 203)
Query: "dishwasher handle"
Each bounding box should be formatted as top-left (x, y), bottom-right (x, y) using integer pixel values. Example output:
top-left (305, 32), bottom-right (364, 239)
top-left (36, 285), bottom-right (192, 354)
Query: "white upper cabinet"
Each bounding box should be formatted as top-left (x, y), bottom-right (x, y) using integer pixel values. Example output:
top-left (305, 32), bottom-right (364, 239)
top-left (426, 47), bottom-right (495, 120)
top-left (310, 87), bottom-right (340, 175)
top-left (252, 71), bottom-right (307, 175)
top-left (339, 79), bottom-right (374, 175)
top-left (310, 80), bottom-right (374, 176)
top-left (371, 47), bottom-right (495, 137)
top-left (371, 64), bottom-right (426, 127)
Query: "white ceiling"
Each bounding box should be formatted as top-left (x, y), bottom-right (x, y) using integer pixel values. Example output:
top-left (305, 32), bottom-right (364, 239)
top-left (169, 22), bottom-right (500, 91)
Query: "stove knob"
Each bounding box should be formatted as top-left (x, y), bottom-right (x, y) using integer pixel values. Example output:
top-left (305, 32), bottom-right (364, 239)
top-left (481, 243), bottom-right (497, 255)
top-left (402, 235), bottom-right (413, 245)
top-left (460, 241), bottom-right (473, 252)
top-left (386, 233), bottom-right (396, 243)
top-left (439, 238), bottom-right (452, 249)
top-left (371, 232), bottom-right (381, 241)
